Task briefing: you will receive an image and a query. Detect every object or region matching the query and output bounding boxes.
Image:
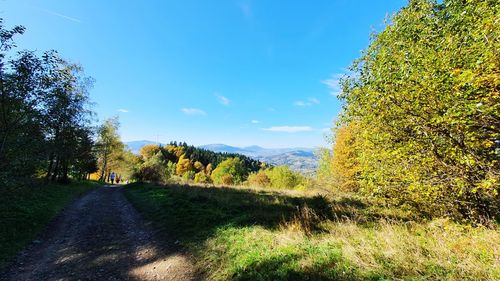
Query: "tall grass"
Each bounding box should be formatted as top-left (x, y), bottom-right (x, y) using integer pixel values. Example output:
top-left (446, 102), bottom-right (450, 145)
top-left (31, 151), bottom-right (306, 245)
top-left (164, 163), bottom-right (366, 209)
top-left (125, 183), bottom-right (499, 280)
top-left (0, 181), bottom-right (98, 268)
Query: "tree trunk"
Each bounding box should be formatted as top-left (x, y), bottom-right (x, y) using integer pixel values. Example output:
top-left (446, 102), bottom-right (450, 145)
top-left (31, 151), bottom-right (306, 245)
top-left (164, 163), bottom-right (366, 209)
top-left (51, 156), bottom-right (60, 182)
top-left (45, 152), bottom-right (54, 182)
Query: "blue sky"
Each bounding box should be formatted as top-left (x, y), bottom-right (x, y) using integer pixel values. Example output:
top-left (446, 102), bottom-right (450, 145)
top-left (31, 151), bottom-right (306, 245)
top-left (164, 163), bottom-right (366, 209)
top-left (2, 0), bottom-right (407, 148)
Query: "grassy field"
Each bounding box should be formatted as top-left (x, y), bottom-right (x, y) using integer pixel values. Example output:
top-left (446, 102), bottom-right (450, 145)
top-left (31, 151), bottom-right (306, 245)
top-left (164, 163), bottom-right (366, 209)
top-left (0, 181), bottom-right (98, 268)
top-left (125, 183), bottom-right (499, 281)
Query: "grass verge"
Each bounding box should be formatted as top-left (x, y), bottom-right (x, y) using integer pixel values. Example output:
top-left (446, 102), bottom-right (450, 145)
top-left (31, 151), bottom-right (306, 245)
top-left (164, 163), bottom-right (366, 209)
top-left (0, 181), bottom-right (99, 268)
top-left (124, 183), bottom-right (499, 281)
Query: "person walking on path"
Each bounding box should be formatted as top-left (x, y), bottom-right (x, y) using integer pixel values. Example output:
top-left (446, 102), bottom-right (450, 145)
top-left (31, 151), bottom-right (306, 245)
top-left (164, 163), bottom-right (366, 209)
top-left (110, 172), bottom-right (116, 184)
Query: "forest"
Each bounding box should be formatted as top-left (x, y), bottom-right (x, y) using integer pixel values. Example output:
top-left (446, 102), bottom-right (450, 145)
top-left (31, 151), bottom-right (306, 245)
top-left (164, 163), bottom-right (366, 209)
top-left (0, 0), bottom-right (498, 280)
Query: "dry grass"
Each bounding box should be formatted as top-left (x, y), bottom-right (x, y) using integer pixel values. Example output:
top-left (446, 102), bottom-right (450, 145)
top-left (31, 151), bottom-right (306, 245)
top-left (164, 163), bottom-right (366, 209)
top-left (125, 183), bottom-right (500, 280)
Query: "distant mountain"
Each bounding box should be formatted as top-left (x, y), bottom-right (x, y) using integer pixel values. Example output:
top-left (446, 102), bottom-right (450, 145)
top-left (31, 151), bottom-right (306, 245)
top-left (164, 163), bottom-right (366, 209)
top-left (125, 140), bottom-right (161, 154)
top-left (200, 144), bottom-right (318, 173)
top-left (199, 144), bottom-right (246, 154)
top-left (125, 141), bottom-right (319, 173)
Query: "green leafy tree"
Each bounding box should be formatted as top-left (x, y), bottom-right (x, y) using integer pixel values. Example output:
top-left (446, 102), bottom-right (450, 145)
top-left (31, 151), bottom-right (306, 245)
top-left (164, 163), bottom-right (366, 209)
top-left (338, 0), bottom-right (499, 220)
top-left (96, 117), bottom-right (122, 182)
top-left (265, 166), bottom-right (304, 189)
top-left (0, 19), bottom-right (95, 184)
top-left (211, 157), bottom-right (246, 185)
top-left (165, 161), bottom-right (176, 180)
top-left (194, 171), bottom-right (211, 184)
top-left (182, 170), bottom-right (195, 182)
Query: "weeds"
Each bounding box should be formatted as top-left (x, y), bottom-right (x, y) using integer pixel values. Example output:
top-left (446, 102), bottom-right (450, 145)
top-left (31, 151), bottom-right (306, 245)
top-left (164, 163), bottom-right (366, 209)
top-left (125, 183), bottom-right (500, 280)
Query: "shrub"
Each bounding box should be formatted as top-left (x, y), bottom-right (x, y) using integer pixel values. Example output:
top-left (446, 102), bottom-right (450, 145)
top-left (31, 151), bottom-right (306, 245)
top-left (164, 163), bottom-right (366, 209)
top-left (194, 172), bottom-right (211, 184)
top-left (265, 166), bottom-right (304, 189)
top-left (182, 170), bottom-right (195, 182)
top-left (211, 158), bottom-right (246, 185)
top-left (221, 175), bottom-right (234, 186)
top-left (247, 171), bottom-right (271, 187)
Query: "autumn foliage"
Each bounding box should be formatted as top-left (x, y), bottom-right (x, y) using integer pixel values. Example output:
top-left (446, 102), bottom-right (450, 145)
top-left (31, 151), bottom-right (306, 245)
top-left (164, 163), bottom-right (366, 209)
top-left (333, 0), bottom-right (499, 221)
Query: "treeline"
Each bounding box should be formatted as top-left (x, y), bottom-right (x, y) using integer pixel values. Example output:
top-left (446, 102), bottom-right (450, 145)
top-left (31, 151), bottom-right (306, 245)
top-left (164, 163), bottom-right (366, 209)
top-left (0, 19), bottom-right (97, 185)
top-left (319, 0), bottom-right (499, 222)
top-left (128, 141), bottom-right (307, 188)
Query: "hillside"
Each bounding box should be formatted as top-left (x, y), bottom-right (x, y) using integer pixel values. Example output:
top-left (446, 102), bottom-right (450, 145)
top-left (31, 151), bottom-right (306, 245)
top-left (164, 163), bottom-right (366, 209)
top-left (126, 142), bottom-right (320, 173)
top-left (200, 144), bottom-right (319, 173)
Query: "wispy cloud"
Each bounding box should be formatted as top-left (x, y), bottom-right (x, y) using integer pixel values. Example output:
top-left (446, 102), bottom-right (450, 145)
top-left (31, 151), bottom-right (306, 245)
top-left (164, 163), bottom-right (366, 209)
top-left (31, 6), bottom-right (82, 23)
top-left (216, 94), bottom-right (230, 106)
top-left (251, 120), bottom-right (260, 124)
top-left (267, 107), bottom-right (276, 112)
top-left (322, 73), bottom-right (344, 96)
top-left (117, 109), bottom-right (129, 113)
top-left (294, 97), bottom-right (320, 107)
top-left (262, 126), bottom-right (313, 133)
top-left (181, 108), bottom-right (206, 116)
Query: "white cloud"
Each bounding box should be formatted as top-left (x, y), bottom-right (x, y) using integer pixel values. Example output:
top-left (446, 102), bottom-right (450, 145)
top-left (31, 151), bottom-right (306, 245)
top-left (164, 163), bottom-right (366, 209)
top-left (322, 73), bottom-right (344, 96)
top-left (294, 101), bottom-right (308, 107)
top-left (216, 95), bottom-right (230, 106)
top-left (309, 97), bottom-right (320, 104)
top-left (262, 126), bottom-right (313, 133)
top-left (251, 120), bottom-right (260, 124)
top-left (31, 6), bottom-right (82, 23)
top-left (181, 108), bottom-right (206, 116)
top-left (294, 97), bottom-right (320, 107)
top-left (117, 109), bottom-right (129, 113)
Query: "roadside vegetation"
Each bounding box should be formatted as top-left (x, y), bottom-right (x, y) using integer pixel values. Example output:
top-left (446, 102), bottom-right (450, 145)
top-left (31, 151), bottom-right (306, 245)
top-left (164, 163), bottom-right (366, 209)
top-left (0, 181), bottom-right (98, 268)
top-left (1, 0), bottom-right (498, 279)
top-left (124, 1), bottom-right (499, 280)
top-left (125, 183), bottom-right (499, 280)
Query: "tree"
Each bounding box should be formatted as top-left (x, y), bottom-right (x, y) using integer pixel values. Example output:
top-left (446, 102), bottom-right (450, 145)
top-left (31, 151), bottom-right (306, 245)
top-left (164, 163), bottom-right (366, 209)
top-left (43, 56), bottom-right (94, 183)
top-left (330, 123), bottom-right (360, 191)
top-left (338, 0), bottom-right (499, 221)
top-left (205, 163), bottom-right (213, 176)
top-left (194, 171), bottom-right (211, 184)
top-left (138, 151), bottom-right (166, 183)
top-left (96, 117), bottom-right (122, 182)
top-left (211, 157), bottom-right (246, 185)
top-left (265, 166), bottom-right (304, 189)
top-left (176, 154), bottom-right (193, 176)
top-left (194, 161), bottom-right (204, 172)
top-left (0, 19), bottom-right (95, 184)
top-left (139, 144), bottom-right (160, 161)
top-left (247, 171), bottom-right (271, 187)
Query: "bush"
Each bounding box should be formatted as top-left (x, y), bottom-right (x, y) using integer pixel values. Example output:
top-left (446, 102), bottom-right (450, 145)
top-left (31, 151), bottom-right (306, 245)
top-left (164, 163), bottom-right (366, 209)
top-left (221, 175), bottom-right (234, 186)
top-left (266, 166), bottom-right (305, 189)
top-left (211, 158), bottom-right (246, 185)
top-left (247, 171), bottom-right (271, 187)
top-left (194, 172), bottom-right (211, 184)
top-left (182, 170), bottom-right (195, 182)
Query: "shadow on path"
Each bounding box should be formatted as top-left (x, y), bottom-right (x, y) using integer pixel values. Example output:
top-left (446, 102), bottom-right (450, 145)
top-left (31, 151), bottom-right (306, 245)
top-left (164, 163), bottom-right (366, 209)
top-left (0, 186), bottom-right (197, 281)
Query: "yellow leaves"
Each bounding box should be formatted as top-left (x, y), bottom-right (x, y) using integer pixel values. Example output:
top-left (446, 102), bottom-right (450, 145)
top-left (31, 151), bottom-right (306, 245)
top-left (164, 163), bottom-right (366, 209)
top-left (331, 122), bottom-right (361, 191)
top-left (176, 154), bottom-right (192, 176)
top-left (139, 144), bottom-right (160, 161)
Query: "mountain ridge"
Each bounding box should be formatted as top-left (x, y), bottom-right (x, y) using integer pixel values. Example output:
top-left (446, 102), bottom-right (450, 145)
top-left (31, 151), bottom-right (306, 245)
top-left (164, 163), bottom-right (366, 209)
top-left (125, 141), bottom-right (319, 173)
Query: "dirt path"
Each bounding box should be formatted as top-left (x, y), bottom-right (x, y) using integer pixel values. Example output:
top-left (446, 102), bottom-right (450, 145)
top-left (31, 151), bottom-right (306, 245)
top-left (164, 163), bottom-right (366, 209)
top-left (0, 186), bottom-right (198, 281)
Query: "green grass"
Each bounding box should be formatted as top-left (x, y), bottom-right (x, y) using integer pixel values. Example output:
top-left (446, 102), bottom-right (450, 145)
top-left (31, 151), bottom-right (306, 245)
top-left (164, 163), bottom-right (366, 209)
top-left (0, 181), bottom-right (98, 268)
top-left (124, 183), bottom-right (500, 281)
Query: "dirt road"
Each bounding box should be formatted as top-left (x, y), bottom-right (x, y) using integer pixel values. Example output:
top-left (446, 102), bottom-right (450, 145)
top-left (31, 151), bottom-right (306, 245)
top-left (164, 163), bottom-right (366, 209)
top-left (0, 186), bottom-right (197, 281)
